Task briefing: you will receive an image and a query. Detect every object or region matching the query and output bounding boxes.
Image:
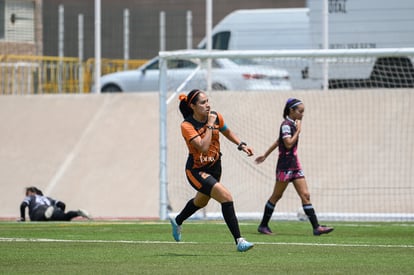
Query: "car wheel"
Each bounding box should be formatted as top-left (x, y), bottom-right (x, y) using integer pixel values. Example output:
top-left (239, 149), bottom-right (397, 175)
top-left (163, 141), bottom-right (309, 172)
top-left (212, 83), bottom-right (227, 91)
top-left (102, 84), bottom-right (122, 93)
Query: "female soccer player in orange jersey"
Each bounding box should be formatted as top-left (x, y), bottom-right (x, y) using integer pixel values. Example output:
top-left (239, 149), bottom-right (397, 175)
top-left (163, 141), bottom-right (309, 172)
top-left (170, 89), bottom-right (254, 252)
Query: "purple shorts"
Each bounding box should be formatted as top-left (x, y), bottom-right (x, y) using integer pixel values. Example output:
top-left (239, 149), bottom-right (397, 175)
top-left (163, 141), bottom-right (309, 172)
top-left (276, 169), bottom-right (305, 182)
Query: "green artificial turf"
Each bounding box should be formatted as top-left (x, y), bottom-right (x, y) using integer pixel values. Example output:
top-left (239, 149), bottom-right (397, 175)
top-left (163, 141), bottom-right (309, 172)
top-left (0, 220), bottom-right (413, 274)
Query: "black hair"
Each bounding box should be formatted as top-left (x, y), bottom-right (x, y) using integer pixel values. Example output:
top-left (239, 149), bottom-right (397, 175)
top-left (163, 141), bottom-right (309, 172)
top-left (283, 98), bottom-right (303, 118)
top-left (25, 186), bottom-right (43, 196)
top-left (179, 89), bottom-right (203, 119)
top-left (34, 187), bottom-right (43, 196)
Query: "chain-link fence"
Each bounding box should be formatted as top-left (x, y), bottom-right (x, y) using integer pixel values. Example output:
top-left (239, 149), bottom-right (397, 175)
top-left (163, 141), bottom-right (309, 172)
top-left (0, 0), bottom-right (305, 94)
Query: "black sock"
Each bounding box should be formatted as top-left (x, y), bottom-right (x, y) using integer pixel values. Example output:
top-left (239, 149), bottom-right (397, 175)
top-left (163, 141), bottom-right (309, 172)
top-left (260, 200), bottom-right (275, 227)
top-left (176, 199), bottom-right (200, 225)
top-left (221, 201), bottom-right (241, 244)
top-left (303, 204), bottom-right (319, 229)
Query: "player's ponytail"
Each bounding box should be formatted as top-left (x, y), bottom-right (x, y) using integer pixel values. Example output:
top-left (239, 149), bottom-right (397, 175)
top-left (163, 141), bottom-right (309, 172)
top-left (179, 89), bottom-right (202, 119)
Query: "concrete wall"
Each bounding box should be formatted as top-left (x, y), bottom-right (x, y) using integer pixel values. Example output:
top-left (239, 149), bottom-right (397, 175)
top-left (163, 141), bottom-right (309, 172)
top-left (166, 90), bottom-right (414, 219)
top-left (1, 90), bottom-right (413, 220)
top-left (0, 94), bottom-right (159, 220)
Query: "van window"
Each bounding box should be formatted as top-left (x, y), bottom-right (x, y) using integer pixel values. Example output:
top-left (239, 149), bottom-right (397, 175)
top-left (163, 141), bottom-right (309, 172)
top-left (213, 31), bottom-right (230, 50)
top-left (199, 31), bottom-right (231, 50)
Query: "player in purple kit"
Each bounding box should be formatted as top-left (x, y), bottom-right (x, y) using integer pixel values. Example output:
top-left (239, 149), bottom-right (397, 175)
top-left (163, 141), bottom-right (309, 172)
top-left (255, 98), bottom-right (334, 236)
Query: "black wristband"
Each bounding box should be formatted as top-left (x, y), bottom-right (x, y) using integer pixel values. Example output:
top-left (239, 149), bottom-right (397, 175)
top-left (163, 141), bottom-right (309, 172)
top-left (237, 142), bottom-right (247, 151)
top-left (206, 125), bottom-right (214, 130)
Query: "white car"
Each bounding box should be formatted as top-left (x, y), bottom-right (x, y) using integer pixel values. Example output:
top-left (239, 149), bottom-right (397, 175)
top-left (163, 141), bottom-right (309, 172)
top-left (97, 57), bottom-right (292, 92)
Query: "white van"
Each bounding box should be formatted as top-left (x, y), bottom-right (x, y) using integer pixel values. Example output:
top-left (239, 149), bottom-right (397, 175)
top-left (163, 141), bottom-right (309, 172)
top-left (198, 8), bottom-right (315, 89)
top-left (198, 8), bottom-right (310, 51)
top-left (198, 3), bottom-right (414, 89)
top-left (308, 0), bottom-right (414, 88)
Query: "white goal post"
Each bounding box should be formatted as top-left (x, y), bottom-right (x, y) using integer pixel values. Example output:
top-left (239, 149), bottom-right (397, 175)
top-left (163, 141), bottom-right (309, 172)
top-left (158, 48), bottom-right (414, 221)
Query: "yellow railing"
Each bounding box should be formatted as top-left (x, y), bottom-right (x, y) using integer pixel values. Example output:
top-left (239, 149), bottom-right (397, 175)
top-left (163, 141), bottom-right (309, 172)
top-left (84, 58), bottom-right (147, 93)
top-left (0, 55), bottom-right (147, 94)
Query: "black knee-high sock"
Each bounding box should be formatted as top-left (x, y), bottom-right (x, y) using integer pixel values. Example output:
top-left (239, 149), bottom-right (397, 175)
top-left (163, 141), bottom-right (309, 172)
top-left (303, 204), bottom-right (319, 229)
top-left (259, 200), bottom-right (275, 227)
top-left (221, 201), bottom-right (241, 244)
top-left (176, 199), bottom-right (200, 225)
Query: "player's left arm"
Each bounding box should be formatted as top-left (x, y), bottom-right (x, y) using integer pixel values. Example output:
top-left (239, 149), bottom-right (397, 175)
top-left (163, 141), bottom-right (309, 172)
top-left (221, 128), bottom-right (253, 156)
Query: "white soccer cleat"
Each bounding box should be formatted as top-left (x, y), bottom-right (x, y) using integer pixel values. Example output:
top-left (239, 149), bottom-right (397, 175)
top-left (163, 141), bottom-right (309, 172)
top-left (78, 209), bottom-right (92, 220)
top-left (236, 237), bottom-right (254, 252)
top-left (169, 217), bottom-right (182, 242)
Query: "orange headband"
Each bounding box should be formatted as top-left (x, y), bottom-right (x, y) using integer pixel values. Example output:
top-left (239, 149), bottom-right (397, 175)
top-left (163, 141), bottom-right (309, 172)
top-left (187, 90), bottom-right (201, 106)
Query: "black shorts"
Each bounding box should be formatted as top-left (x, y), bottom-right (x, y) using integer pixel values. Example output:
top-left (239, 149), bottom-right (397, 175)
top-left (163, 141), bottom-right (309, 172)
top-left (29, 205), bottom-right (48, 221)
top-left (185, 160), bottom-right (222, 196)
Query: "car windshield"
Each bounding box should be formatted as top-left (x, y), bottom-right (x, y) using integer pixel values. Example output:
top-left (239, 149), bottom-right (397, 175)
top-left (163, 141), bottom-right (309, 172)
top-left (229, 58), bottom-right (259, 65)
top-left (144, 59), bottom-right (198, 70)
top-left (212, 58), bottom-right (261, 68)
top-left (168, 59), bottom-right (198, 69)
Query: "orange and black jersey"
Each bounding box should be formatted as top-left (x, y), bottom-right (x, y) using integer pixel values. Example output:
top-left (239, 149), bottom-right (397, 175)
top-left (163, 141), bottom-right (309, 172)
top-left (181, 111), bottom-right (226, 170)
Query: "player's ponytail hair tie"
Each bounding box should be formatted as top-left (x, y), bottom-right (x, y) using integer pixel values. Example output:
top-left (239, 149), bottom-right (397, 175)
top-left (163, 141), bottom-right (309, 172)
top-left (178, 94), bottom-right (187, 102)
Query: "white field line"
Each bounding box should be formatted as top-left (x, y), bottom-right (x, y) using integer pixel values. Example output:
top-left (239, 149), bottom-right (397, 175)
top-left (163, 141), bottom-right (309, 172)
top-left (0, 237), bottom-right (188, 244)
top-left (45, 96), bottom-right (112, 195)
top-left (0, 237), bottom-right (413, 248)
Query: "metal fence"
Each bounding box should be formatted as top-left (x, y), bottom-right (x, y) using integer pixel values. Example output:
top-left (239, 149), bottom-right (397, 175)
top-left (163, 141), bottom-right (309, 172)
top-left (0, 55), bottom-right (146, 94)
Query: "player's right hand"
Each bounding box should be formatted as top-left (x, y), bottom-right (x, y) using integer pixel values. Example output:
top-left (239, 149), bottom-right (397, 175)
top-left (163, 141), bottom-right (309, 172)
top-left (208, 111), bottom-right (217, 125)
top-left (295, 119), bottom-right (302, 132)
top-left (255, 156), bottom-right (266, 164)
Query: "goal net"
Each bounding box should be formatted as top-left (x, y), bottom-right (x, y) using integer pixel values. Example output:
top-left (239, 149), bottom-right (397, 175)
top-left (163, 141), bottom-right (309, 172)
top-left (159, 48), bottom-right (414, 222)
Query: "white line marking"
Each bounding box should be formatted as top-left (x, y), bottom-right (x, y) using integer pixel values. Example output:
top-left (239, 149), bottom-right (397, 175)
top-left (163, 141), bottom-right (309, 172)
top-left (45, 96), bottom-right (112, 195)
top-left (0, 237), bottom-right (188, 244)
top-left (0, 238), bottom-right (412, 248)
top-left (255, 242), bottom-right (414, 248)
